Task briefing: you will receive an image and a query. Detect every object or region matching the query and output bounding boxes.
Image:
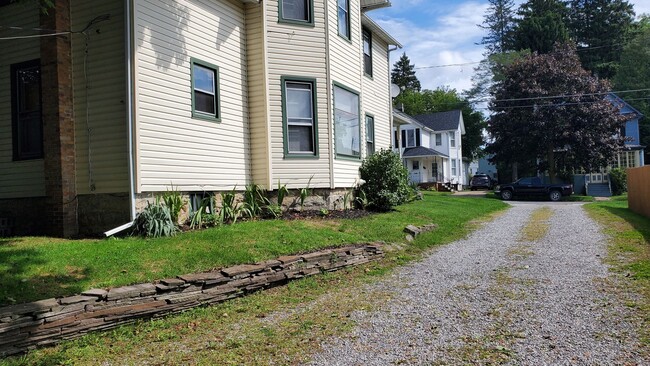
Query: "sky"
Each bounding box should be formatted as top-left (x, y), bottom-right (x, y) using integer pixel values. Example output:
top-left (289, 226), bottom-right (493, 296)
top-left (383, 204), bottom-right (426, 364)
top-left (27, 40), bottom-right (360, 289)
top-left (371, 0), bottom-right (650, 95)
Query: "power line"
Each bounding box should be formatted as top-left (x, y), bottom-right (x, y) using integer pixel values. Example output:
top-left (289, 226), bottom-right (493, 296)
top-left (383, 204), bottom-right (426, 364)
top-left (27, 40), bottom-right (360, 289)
top-left (478, 96), bottom-right (650, 111)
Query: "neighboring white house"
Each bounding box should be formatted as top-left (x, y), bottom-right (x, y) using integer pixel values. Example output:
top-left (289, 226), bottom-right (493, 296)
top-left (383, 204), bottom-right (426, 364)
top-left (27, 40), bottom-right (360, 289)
top-left (0, 0), bottom-right (401, 236)
top-left (392, 110), bottom-right (466, 187)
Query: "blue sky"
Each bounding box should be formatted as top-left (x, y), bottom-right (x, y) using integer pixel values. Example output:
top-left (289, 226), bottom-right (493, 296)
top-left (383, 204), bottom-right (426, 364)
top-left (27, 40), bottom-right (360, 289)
top-left (371, 0), bottom-right (650, 94)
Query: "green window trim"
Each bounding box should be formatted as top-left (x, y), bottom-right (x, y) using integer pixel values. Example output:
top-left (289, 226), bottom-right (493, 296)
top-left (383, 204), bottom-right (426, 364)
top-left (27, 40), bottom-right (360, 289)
top-left (190, 58), bottom-right (221, 122)
top-left (278, 0), bottom-right (315, 27)
top-left (363, 27), bottom-right (373, 78)
top-left (333, 81), bottom-right (361, 160)
top-left (281, 76), bottom-right (319, 159)
top-left (337, 0), bottom-right (351, 40)
top-left (365, 113), bottom-right (375, 156)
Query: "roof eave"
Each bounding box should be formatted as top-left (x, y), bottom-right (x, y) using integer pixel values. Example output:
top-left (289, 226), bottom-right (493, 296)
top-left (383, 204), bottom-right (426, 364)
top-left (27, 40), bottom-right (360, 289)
top-left (361, 14), bottom-right (402, 48)
top-left (360, 0), bottom-right (392, 11)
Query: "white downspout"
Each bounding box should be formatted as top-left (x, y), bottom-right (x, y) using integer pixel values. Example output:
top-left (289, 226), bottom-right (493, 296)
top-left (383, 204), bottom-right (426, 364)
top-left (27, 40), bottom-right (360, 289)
top-left (105, 0), bottom-right (136, 237)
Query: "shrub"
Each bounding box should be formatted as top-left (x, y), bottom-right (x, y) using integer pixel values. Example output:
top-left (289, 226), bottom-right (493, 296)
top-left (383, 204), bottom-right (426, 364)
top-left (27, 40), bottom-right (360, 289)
top-left (359, 149), bottom-right (410, 211)
top-left (132, 201), bottom-right (178, 238)
top-left (609, 168), bottom-right (627, 196)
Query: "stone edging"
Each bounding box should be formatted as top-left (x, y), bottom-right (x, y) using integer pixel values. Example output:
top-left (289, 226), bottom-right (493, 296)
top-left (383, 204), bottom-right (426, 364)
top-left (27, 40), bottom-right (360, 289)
top-left (0, 243), bottom-right (384, 356)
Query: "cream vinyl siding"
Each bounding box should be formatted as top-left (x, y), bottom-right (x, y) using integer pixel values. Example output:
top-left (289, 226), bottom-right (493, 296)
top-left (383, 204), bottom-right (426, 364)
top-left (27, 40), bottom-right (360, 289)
top-left (329, 0), bottom-right (363, 187)
top-left (245, 2), bottom-right (271, 188)
top-left (72, 0), bottom-right (128, 195)
top-left (265, 0), bottom-right (330, 189)
top-left (0, 2), bottom-right (45, 198)
top-left (361, 35), bottom-right (390, 154)
top-left (134, 0), bottom-right (249, 192)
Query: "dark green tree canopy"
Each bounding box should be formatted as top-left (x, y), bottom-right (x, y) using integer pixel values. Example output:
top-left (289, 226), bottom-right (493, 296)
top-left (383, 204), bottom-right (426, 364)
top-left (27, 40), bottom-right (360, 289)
top-left (391, 53), bottom-right (421, 92)
top-left (394, 88), bottom-right (486, 161)
top-left (511, 0), bottom-right (570, 54)
top-left (487, 43), bottom-right (628, 178)
top-left (568, 0), bottom-right (636, 79)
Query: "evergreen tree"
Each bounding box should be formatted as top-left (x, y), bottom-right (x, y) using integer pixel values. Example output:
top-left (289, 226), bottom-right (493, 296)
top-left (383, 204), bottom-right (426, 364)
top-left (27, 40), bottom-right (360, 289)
top-left (478, 0), bottom-right (517, 54)
top-left (568, 0), bottom-right (635, 79)
top-left (511, 0), bottom-right (570, 54)
top-left (391, 53), bottom-right (421, 92)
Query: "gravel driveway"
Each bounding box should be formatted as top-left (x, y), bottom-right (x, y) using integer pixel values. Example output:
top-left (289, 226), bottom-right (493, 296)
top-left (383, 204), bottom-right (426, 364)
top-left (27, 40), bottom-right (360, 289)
top-left (308, 201), bottom-right (647, 365)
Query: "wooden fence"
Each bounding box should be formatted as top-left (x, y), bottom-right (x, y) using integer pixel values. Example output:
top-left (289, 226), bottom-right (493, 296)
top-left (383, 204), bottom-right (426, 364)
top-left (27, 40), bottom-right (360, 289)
top-left (628, 165), bottom-right (650, 219)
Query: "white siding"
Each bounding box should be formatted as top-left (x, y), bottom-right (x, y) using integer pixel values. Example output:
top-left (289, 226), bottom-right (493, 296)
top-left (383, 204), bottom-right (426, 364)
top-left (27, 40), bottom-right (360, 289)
top-left (72, 0), bottom-right (128, 194)
top-left (0, 2), bottom-right (45, 198)
top-left (330, 0), bottom-right (363, 188)
top-left (134, 0), bottom-right (249, 192)
top-left (265, 0), bottom-right (331, 189)
top-left (246, 2), bottom-right (272, 188)
top-left (361, 35), bottom-right (391, 155)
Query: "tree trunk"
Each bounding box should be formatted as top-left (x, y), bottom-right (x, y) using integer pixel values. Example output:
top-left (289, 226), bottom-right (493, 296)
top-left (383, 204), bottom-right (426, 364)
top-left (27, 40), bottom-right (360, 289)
top-left (512, 162), bottom-right (518, 181)
top-left (548, 146), bottom-right (556, 183)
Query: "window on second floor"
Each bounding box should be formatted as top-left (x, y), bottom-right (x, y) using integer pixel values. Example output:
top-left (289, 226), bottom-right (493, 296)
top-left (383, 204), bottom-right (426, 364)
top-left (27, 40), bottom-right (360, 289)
top-left (435, 133), bottom-right (442, 146)
top-left (11, 59), bottom-right (43, 161)
top-left (283, 78), bottom-right (318, 157)
top-left (451, 159), bottom-right (457, 176)
top-left (338, 0), bottom-right (350, 39)
top-left (401, 128), bottom-right (420, 148)
top-left (450, 131), bottom-right (456, 147)
top-left (191, 58), bottom-right (220, 121)
top-left (280, 0), bottom-right (313, 25)
top-left (363, 28), bottom-right (372, 77)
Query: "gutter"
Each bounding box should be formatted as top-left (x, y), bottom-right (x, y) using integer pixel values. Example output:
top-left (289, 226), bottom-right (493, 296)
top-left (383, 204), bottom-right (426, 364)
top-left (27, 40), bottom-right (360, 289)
top-left (105, 0), bottom-right (136, 236)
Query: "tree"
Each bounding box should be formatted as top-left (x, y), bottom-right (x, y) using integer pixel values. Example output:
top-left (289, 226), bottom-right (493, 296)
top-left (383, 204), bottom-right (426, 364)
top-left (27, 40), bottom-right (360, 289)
top-left (511, 0), bottom-right (570, 54)
top-left (478, 0), bottom-right (517, 54)
top-left (613, 18), bottom-right (650, 163)
top-left (391, 53), bottom-right (421, 92)
top-left (394, 88), bottom-right (487, 161)
top-left (486, 43), bottom-right (628, 182)
top-left (568, 0), bottom-right (636, 79)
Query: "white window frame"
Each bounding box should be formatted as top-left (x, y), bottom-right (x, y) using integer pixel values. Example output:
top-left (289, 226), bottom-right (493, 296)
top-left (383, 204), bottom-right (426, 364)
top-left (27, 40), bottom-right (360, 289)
top-left (435, 133), bottom-right (442, 146)
top-left (406, 129), bottom-right (416, 147)
top-left (450, 131), bottom-right (456, 148)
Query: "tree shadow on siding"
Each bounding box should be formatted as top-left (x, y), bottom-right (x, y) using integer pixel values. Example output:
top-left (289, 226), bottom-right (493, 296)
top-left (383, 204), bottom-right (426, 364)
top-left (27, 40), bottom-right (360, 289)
top-left (136, 2), bottom-right (189, 70)
top-left (0, 239), bottom-right (90, 306)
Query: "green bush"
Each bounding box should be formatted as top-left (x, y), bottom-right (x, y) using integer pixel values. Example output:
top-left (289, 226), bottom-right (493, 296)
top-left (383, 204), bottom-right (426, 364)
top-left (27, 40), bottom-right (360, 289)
top-left (609, 168), bottom-right (627, 196)
top-left (359, 149), bottom-right (411, 212)
top-left (132, 201), bottom-right (178, 238)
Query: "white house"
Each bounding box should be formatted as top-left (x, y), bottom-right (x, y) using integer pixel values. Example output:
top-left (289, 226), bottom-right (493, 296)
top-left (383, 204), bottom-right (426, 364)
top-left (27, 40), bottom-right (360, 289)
top-left (392, 110), bottom-right (466, 188)
top-left (0, 0), bottom-right (401, 236)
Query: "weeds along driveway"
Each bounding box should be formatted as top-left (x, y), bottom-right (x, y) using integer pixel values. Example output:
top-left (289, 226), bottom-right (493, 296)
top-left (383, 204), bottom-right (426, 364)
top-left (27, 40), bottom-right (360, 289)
top-left (308, 201), bottom-right (648, 365)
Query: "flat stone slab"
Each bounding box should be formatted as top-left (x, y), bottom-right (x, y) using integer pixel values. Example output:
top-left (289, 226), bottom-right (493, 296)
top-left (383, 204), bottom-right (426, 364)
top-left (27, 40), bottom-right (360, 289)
top-left (0, 299), bottom-right (58, 318)
top-left (221, 264), bottom-right (266, 277)
top-left (81, 289), bottom-right (107, 299)
top-left (178, 272), bottom-right (227, 284)
top-left (58, 296), bottom-right (97, 306)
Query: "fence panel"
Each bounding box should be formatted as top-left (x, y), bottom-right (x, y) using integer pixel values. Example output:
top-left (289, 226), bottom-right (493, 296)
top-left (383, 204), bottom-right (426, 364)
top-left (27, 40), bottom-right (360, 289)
top-left (628, 165), bottom-right (650, 219)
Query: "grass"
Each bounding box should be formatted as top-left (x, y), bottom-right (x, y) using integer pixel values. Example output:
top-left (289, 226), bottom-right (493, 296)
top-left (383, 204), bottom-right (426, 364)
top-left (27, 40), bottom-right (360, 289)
top-left (584, 195), bottom-right (650, 346)
top-left (1, 193), bottom-right (508, 365)
top-left (519, 206), bottom-right (553, 242)
top-left (0, 192), bottom-right (508, 306)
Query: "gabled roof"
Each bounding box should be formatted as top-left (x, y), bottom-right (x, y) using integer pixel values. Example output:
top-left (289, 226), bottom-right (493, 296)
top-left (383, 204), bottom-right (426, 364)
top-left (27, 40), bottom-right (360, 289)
top-left (361, 0), bottom-right (392, 11)
top-left (606, 93), bottom-right (644, 119)
top-left (413, 110), bottom-right (465, 134)
top-left (403, 146), bottom-right (448, 158)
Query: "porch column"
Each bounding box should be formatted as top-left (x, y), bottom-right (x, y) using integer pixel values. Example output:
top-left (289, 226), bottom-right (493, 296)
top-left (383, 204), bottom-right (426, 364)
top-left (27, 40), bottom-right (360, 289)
top-left (41, 0), bottom-right (78, 237)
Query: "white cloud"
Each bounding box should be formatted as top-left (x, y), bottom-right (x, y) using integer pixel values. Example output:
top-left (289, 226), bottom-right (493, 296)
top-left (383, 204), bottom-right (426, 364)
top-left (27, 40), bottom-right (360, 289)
top-left (375, 1), bottom-right (488, 93)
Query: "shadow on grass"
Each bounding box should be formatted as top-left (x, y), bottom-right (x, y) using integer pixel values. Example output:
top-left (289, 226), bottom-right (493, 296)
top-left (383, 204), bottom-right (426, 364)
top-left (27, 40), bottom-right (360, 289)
top-left (0, 238), bottom-right (90, 306)
top-left (602, 206), bottom-right (650, 246)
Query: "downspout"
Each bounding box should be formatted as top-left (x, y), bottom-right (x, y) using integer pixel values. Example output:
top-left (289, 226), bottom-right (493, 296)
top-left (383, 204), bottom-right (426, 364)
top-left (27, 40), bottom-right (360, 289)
top-left (325, 0), bottom-right (335, 189)
top-left (387, 45), bottom-right (399, 158)
top-left (105, 0), bottom-right (136, 236)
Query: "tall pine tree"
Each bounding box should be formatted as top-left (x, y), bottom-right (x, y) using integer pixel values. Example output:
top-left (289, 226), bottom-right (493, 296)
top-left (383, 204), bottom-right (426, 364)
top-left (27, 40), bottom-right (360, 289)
top-left (478, 0), bottom-right (516, 54)
top-left (511, 0), bottom-right (570, 54)
top-left (391, 53), bottom-right (421, 92)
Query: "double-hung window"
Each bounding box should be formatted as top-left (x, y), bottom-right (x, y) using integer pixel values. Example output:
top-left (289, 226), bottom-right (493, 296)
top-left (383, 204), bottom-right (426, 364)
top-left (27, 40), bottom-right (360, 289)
top-left (406, 129), bottom-right (416, 147)
top-left (11, 59), bottom-right (42, 160)
top-left (450, 131), bottom-right (456, 147)
top-left (451, 159), bottom-right (457, 176)
top-left (363, 28), bottom-right (372, 76)
top-left (334, 84), bottom-right (360, 158)
top-left (191, 59), bottom-right (220, 121)
top-left (280, 0), bottom-right (312, 24)
top-left (365, 115), bottom-right (374, 156)
top-left (435, 133), bottom-right (442, 146)
top-left (283, 78), bottom-right (317, 156)
top-left (337, 0), bottom-right (350, 39)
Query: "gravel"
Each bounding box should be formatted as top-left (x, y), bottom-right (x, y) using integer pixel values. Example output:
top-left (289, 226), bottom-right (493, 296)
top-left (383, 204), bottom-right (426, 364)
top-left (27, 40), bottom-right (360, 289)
top-left (307, 201), bottom-right (647, 365)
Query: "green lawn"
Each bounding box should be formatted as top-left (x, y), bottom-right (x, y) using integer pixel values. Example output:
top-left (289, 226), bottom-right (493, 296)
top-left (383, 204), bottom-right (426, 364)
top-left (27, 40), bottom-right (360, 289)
top-left (0, 192), bottom-right (508, 306)
top-left (585, 195), bottom-right (650, 345)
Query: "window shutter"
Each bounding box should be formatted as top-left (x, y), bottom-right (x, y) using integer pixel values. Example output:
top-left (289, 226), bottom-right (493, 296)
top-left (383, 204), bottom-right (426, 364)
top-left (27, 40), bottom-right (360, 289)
top-left (394, 130), bottom-right (398, 148)
top-left (401, 130), bottom-right (406, 148)
top-left (416, 129), bottom-right (421, 146)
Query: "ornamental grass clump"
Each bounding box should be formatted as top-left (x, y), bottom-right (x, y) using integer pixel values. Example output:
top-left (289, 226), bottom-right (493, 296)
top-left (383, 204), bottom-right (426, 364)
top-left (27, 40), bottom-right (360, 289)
top-left (132, 200), bottom-right (178, 238)
top-left (359, 149), bottom-right (411, 212)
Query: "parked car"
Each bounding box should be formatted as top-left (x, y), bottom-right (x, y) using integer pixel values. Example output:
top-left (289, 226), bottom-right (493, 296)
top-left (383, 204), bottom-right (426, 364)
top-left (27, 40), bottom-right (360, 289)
top-left (470, 174), bottom-right (493, 190)
top-left (494, 176), bottom-right (573, 201)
